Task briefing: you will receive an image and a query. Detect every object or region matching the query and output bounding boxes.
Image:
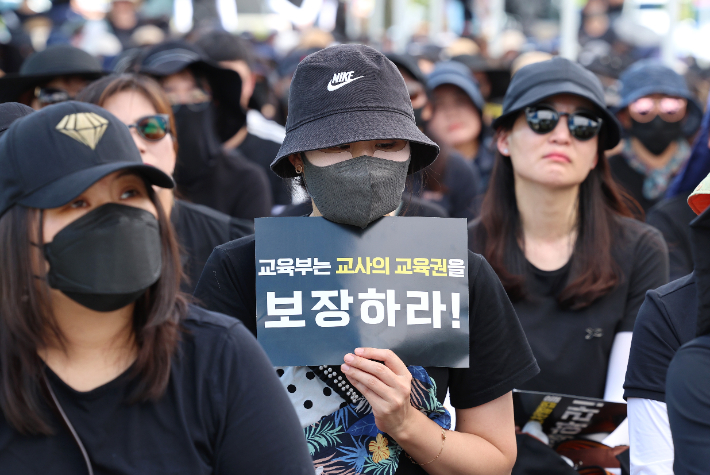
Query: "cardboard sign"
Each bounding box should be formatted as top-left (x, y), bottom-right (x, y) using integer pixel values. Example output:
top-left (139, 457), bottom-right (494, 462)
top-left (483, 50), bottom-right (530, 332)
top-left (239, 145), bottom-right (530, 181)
top-left (255, 217), bottom-right (469, 367)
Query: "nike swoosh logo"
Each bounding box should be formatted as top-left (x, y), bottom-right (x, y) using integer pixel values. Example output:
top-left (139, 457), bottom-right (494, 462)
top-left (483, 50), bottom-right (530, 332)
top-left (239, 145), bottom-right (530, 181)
top-left (327, 75), bottom-right (364, 91)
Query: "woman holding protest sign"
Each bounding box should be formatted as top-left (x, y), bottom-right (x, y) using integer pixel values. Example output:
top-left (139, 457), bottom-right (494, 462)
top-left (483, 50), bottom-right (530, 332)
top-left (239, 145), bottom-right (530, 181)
top-left (468, 58), bottom-right (669, 403)
top-left (195, 44), bottom-right (539, 475)
top-left (0, 102), bottom-right (312, 473)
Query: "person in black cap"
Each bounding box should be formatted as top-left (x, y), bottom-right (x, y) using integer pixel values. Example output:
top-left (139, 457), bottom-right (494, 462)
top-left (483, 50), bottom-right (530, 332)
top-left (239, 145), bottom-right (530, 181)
top-left (0, 44), bottom-right (105, 109)
top-left (609, 60), bottom-right (702, 214)
top-left (0, 102), bottom-right (34, 134)
top-left (136, 40), bottom-right (273, 220)
top-left (468, 57), bottom-right (668, 404)
top-left (77, 73), bottom-right (253, 294)
top-left (194, 30), bottom-right (292, 208)
top-left (195, 43), bottom-right (539, 475)
top-left (0, 100), bottom-right (312, 474)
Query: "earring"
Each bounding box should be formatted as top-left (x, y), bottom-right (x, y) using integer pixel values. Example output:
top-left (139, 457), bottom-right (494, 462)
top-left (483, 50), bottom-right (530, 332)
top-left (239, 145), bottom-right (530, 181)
top-left (295, 165), bottom-right (303, 174)
top-left (503, 149), bottom-right (509, 155)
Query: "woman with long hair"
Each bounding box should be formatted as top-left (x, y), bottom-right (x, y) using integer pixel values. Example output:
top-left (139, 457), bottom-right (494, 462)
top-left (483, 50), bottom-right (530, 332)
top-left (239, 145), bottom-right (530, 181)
top-left (0, 101), bottom-right (312, 474)
top-left (195, 44), bottom-right (539, 475)
top-left (469, 57), bottom-right (669, 401)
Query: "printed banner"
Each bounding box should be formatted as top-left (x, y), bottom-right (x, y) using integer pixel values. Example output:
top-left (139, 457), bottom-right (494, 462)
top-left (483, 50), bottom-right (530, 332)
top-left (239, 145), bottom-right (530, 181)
top-left (255, 217), bottom-right (469, 367)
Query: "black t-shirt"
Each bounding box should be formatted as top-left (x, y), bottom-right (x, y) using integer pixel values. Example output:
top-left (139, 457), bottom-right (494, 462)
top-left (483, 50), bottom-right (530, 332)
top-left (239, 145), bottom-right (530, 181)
top-left (666, 334), bottom-right (710, 474)
top-left (608, 153), bottom-right (659, 214)
top-left (0, 306), bottom-right (314, 475)
top-left (193, 232), bottom-right (539, 474)
top-left (623, 273), bottom-right (697, 402)
top-left (469, 216), bottom-right (669, 398)
top-left (177, 149), bottom-right (273, 221)
top-left (646, 192), bottom-right (696, 281)
top-left (237, 132), bottom-right (292, 206)
top-left (171, 199), bottom-right (253, 293)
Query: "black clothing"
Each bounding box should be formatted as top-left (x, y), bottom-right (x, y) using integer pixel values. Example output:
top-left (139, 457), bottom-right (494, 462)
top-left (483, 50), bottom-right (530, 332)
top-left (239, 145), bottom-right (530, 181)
top-left (171, 199), bottom-right (253, 293)
top-left (609, 152), bottom-right (659, 213)
top-left (237, 132), bottom-right (292, 206)
top-left (666, 335), bottom-right (710, 475)
top-left (469, 217), bottom-right (669, 398)
top-left (276, 195), bottom-right (449, 218)
top-left (0, 305), bottom-right (314, 475)
top-left (176, 148), bottom-right (272, 220)
top-left (646, 192), bottom-right (696, 281)
top-left (193, 234), bottom-right (539, 409)
top-left (623, 273), bottom-right (696, 402)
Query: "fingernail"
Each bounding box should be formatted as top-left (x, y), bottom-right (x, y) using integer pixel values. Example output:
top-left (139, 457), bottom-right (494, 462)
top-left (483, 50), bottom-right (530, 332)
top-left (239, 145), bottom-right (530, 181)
top-left (344, 354), bottom-right (354, 363)
top-left (342, 364), bottom-right (351, 372)
top-left (354, 348), bottom-right (364, 355)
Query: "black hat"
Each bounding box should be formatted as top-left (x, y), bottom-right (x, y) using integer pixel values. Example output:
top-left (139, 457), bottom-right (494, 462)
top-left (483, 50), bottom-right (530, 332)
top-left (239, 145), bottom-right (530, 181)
top-left (0, 45), bottom-right (105, 104)
top-left (0, 101), bottom-right (173, 218)
top-left (617, 59), bottom-right (702, 136)
top-left (427, 61), bottom-right (485, 112)
top-left (271, 44), bottom-right (439, 178)
top-left (0, 102), bottom-right (34, 134)
top-left (493, 57), bottom-right (621, 150)
top-left (385, 52), bottom-right (426, 85)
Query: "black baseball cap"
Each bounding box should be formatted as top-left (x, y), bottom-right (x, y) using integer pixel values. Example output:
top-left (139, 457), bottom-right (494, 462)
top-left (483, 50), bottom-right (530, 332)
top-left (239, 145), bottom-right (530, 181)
top-left (271, 44), bottom-right (439, 178)
top-left (0, 45), bottom-right (105, 104)
top-left (0, 102), bottom-right (34, 134)
top-left (493, 57), bottom-right (621, 150)
top-left (0, 101), bottom-right (174, 218)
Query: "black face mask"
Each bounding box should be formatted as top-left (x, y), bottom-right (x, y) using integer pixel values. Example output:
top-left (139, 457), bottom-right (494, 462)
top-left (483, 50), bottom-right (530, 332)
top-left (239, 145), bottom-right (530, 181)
top-left (630, 116), bottom-right (683, 156)
top-left (44, 203), bottom-right (162, 312)
top-left (172, 103), bottom-right (223, 186)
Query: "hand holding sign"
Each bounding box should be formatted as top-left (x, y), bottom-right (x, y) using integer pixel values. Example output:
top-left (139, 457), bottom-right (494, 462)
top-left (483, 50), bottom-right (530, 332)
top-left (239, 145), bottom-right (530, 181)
top-left (342, 348), bottom-right (414, 437)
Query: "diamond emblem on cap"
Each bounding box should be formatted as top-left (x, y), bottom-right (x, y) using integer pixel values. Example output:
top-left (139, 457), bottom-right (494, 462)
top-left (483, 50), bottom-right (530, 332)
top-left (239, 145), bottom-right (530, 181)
top-left (55, 112), bottom-right (109, 150)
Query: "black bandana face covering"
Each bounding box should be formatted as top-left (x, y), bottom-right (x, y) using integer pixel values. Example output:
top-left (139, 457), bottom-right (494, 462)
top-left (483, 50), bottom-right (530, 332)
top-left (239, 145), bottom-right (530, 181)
top-left (630, 116), bottom-right (683, 156)
top-left (44, 203), bottom-right (163, 312)
top-left (302, 154), bottom-right (411, 229)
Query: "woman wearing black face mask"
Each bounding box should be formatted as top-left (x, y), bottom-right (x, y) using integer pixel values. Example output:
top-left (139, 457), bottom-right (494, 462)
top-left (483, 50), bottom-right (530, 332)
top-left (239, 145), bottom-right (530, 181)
top-left (195, 44), bottom-right (539, 475)
top-left (137, 40), bottom-right (273, 220)
top-left (608, 60), bottom-right (702, 214)
top-left (0, 101), bottom-right (313, 474)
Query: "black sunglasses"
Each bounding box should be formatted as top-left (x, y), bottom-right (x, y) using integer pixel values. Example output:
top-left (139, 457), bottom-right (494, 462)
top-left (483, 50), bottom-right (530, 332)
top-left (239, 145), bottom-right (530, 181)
top-left (524, 106), bottom-right (602, 141)
top-left (35, 87), bottom-right (71, 107)
top-left (127, 114), bottom-right (170, 141)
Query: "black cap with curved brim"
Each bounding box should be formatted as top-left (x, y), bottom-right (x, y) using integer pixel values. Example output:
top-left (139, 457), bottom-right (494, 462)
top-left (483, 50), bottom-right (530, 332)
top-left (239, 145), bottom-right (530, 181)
top-left (0, 45), bottom-right (105, 104)
top-left (492, 57), bottom-right (621, 150)
top-left (137, 40), bottom-right (245, 129)
top-left (271, 44), bottom-right (439, 178)
top-left (0, 102), bottom-right (34, 134)
top-left (0, 101), bottom-right (173, 218)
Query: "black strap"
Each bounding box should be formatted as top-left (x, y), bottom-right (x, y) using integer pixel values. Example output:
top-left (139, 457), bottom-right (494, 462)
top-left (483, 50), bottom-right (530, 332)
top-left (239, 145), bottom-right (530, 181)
top-left (309, 365), bottom-right (364, 404)
top-left (44, 374), bottom-right (94, 475)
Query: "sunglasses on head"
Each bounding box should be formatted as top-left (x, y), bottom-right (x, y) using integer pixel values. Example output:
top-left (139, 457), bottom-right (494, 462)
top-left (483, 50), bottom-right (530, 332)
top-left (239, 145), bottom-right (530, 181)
top-left (35, 87), bottom-right (71, 107)
top-left (524, 105), bottom-right (603, 141)
top-left (127, 114), bottom-right (170, 141)
top-left (628, 96), bottom-right (687, 123)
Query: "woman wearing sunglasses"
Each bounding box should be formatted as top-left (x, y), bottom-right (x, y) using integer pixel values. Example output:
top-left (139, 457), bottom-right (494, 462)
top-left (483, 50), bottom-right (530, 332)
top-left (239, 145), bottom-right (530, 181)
top-left (468, 57), bottom-right (669, 403)
top-left (608, 60), bottom-right (702, 214)
top-left (77, 74), bottom-right (253, 293)
top-left (0, 101), bottom-right (312, 474)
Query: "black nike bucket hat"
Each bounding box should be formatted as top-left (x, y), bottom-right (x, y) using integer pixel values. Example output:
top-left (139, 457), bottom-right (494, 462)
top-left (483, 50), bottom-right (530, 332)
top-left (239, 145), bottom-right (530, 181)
top-left (0, 101), bottom-right (174, 218)
top-left (493, 57), bottom-right (621, 150)
top-left (270, 44), bottom-right (440, 178)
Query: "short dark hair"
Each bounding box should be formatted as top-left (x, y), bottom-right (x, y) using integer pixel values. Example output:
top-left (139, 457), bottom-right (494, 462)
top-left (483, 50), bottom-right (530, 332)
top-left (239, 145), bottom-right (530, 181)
top-left (194, 30), bottom-right (254, 67)
top-left (0, 188), bottom-right (188, 435)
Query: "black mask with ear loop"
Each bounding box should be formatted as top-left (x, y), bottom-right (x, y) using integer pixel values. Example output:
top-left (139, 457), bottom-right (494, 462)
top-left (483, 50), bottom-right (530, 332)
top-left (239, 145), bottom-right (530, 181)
top-left (41, 203), bottom-right (163, 312)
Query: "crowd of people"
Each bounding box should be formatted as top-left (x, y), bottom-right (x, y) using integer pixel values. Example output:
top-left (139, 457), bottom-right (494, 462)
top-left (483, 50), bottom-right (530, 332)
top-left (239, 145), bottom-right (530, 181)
top-left (0, 5), bottom-right (710, 475)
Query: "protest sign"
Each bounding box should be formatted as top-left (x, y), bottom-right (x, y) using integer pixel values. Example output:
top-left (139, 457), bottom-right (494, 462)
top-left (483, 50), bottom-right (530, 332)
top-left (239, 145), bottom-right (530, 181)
top-left (255, 217), bottom-right (469, 367)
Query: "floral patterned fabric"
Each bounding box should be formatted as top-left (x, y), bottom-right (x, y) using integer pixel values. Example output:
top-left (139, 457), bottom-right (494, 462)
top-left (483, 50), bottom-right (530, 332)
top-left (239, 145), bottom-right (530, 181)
top-left (307, 366), bottom-right (451, 475)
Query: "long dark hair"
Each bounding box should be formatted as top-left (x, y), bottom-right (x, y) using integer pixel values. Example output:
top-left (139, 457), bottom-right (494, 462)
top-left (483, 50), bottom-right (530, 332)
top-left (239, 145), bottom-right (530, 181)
top-left (0, 187), bottom-right (188, 435)
top-left (475, 115), bottom-right (632, 309)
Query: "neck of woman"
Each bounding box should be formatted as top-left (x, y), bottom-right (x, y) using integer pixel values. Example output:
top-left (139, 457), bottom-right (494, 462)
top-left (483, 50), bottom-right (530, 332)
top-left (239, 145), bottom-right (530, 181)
top-left (630, 137), bottom-right (678, 170)
top-left (40, 293), bottom-right (137, 391)
top-left (454, 140), bottom-right (479, 162)
top-left (515, 178), bottom-right (579, 271)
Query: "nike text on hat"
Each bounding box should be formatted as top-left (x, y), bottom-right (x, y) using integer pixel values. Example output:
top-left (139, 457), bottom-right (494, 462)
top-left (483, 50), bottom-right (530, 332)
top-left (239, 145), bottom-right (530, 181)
top-left (270, 44), bottom-right (439, 178)
top-left (493, 57), bottom-right (621, 150)
top-left (0, 101), bottom-right (174, 218)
